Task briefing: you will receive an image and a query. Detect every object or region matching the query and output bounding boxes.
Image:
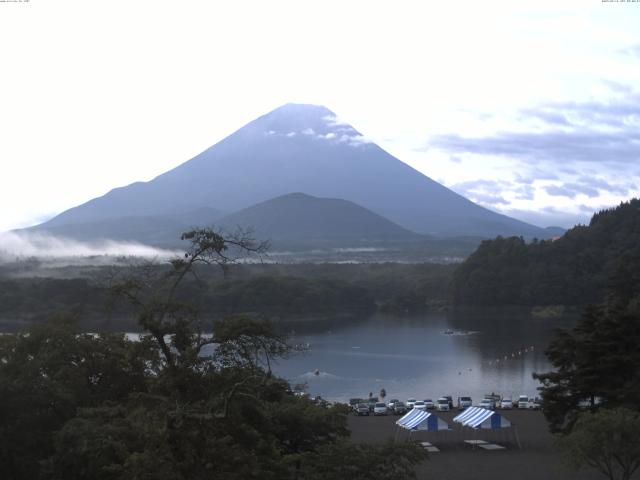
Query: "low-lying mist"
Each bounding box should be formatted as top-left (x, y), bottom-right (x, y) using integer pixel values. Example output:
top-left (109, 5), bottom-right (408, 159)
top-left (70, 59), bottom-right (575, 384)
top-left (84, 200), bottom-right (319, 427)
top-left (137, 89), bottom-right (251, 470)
top-left (0, 231), bottom-right (182, 267)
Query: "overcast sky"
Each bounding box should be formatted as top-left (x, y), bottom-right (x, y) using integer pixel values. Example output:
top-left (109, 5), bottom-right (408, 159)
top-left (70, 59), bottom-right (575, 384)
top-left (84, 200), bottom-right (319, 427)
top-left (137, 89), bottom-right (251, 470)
top-left (1, 0), bottom-right (639, 232)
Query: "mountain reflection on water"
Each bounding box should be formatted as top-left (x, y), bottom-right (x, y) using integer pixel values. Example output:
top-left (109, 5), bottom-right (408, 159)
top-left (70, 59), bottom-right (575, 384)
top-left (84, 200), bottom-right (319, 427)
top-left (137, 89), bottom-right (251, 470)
top-left (272, 309), bottom-right (579, 402)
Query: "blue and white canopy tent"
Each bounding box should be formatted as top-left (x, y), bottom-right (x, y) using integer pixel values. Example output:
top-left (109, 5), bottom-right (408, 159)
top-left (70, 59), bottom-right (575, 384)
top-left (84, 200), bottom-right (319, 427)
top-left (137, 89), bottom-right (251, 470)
top-left (396, 408), bottom-right (451, 431)
top-left (453, 406), bottom-right (511, 429)
top-left (453, 407), bottom-right (521, 448)
top-left (394, 409), bottom-right (451, 443)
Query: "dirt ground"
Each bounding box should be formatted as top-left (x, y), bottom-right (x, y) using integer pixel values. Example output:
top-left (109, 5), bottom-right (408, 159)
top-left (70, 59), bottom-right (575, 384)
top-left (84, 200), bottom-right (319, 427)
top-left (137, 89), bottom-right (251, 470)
top-left (348, 409), bottom-right (604, 480)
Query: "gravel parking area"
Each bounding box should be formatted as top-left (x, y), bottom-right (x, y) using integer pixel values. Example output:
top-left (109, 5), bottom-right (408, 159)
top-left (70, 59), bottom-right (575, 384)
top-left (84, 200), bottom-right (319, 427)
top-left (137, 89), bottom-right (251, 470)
top-left (348, 409), bottom-right (602, 480)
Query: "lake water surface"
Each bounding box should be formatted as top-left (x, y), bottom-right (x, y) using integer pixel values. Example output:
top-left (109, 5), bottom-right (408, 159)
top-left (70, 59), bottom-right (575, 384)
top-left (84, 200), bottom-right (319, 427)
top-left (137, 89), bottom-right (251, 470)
top-left (272, 309), bottom-right (578, 403)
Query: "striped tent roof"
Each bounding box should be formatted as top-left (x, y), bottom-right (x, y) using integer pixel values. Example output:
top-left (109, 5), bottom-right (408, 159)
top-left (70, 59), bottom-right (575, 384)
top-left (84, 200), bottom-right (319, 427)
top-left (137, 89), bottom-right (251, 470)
top-left (396, 409), bottom-right (450, 431)
top-left (453, 406), bottom-right (512, 429)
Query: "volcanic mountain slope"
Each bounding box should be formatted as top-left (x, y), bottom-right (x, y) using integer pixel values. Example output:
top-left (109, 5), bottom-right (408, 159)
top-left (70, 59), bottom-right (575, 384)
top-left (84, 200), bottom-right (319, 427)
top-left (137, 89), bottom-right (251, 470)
top-left (28, 207), bottom-right (222, 247)
top-left (32, 103), bottom-right (551, 240)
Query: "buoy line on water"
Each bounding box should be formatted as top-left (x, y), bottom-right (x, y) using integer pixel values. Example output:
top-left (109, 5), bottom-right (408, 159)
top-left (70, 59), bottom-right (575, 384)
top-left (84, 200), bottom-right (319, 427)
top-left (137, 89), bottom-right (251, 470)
top-left (486, 345), bottom-right (536, 367)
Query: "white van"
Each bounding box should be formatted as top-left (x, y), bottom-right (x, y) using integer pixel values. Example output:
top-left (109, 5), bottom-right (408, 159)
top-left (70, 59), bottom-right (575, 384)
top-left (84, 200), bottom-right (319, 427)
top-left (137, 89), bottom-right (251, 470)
top-left (436, 397), bottom-right (451, 411)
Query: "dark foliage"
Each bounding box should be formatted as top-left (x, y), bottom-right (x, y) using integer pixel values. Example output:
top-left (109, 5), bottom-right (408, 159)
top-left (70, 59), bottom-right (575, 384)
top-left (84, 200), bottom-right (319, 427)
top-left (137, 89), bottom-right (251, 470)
top-left (0, 263), bottom-right (455, 331)
top-left (201, 275), bottom-right (375, 317)
top-left (451, 199), bottom-right (640, 306)
top-left (533, 262), bottom-right (640, 433)
top-left (0, 318), bottom-right (155, 479)
top-left (559, 408), bottom-right (640, 480)
top-left (0, 277), bottom-right (109, 325)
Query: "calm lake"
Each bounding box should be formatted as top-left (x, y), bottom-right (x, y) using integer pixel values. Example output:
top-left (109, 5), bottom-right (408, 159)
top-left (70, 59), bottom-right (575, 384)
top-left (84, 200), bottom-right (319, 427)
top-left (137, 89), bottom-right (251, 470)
top-left (270, 309), bottom-right (579, 403)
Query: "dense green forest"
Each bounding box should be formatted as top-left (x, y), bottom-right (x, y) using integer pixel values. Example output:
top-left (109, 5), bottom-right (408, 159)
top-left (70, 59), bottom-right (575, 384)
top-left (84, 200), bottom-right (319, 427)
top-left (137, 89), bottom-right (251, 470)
top-left (0, 262), bottom-right (455, 332)
top-left (451, 199), bottom-right (640, 306)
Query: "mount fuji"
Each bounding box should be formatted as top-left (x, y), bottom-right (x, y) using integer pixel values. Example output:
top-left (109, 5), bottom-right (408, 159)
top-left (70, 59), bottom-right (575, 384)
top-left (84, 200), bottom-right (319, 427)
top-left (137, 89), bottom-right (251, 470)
top-left (29, 103), bottom-right (553, 247)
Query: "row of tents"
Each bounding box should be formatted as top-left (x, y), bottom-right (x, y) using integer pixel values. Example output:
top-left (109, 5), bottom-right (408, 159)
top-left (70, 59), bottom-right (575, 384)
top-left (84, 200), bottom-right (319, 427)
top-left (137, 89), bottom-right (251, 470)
top-left (395, 406), bottom-right (521, 448)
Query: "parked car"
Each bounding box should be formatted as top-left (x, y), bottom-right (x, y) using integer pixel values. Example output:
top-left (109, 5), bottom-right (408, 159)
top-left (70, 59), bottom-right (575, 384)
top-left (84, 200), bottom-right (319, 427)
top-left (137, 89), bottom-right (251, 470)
top-left (478, 398), bottom-right (494, 410)
top-left (373, 402), bottom-right (388, 416)
top-left (484, 393), bottom-right (501, 408)
top-left (355, 403), bottom-right (370, 416)
top-left (424, 399), bottom-right (435, 409)
top-left (457, 396), bottom-right (473, 410)
top-left (393, 401), bottom-right (407, 415)
top-left (443, 395), bottom-right (454, 409)
top-left (517, 395), bottom-right (530, 409)
top-left (406, 398), bottom-right (417, 409)
top-left (349, 398), bottom-right (364, 411)
top-left (500, 397), bottom-right (513, 409)
top-left (413, 400), bottom-right (427, 410)
top-left (436, 397), bottom-right (451, 411)
top-left (530, 397), bottom-right (542, 409)
top-left (387, 399), bottom-right (400, 410)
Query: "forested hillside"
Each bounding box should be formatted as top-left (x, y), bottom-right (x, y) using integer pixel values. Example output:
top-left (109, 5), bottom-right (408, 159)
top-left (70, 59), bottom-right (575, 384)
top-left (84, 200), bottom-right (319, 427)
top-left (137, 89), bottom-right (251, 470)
top-left (0, 263), bottom-right (454, 332)
top-left (451, 199), bottom-right (640, 306)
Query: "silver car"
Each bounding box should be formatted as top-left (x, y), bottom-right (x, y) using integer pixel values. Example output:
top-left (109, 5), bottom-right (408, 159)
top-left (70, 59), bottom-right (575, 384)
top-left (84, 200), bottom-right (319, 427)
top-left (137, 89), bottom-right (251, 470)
top-left (500, 397), bottom-right (513, 409)
top-left (413, 400), bottom-right (427, 410)
top-left (393, 401), bottom-right (407, 415)
top-left (478, 398), bottom-right (494, 410)
top-left (373, 402), bottom-right (388, 416)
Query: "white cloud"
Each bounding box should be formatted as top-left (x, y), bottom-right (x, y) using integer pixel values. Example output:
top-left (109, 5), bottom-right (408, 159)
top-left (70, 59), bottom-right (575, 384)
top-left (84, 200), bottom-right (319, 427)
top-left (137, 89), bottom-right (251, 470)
top-left (322, 114), bottom-right (349, 127)
top-left (346, 134), bottom-right (373, 147)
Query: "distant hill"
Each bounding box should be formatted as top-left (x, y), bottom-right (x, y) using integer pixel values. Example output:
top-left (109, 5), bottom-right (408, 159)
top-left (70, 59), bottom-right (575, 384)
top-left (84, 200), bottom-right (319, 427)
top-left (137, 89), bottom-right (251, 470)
top-left (217, 192), bottom-right (422, 250)
top-left (29, 103), bottom-right (552, 242)
top-left (451, 199), bottom-right (640, 306)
